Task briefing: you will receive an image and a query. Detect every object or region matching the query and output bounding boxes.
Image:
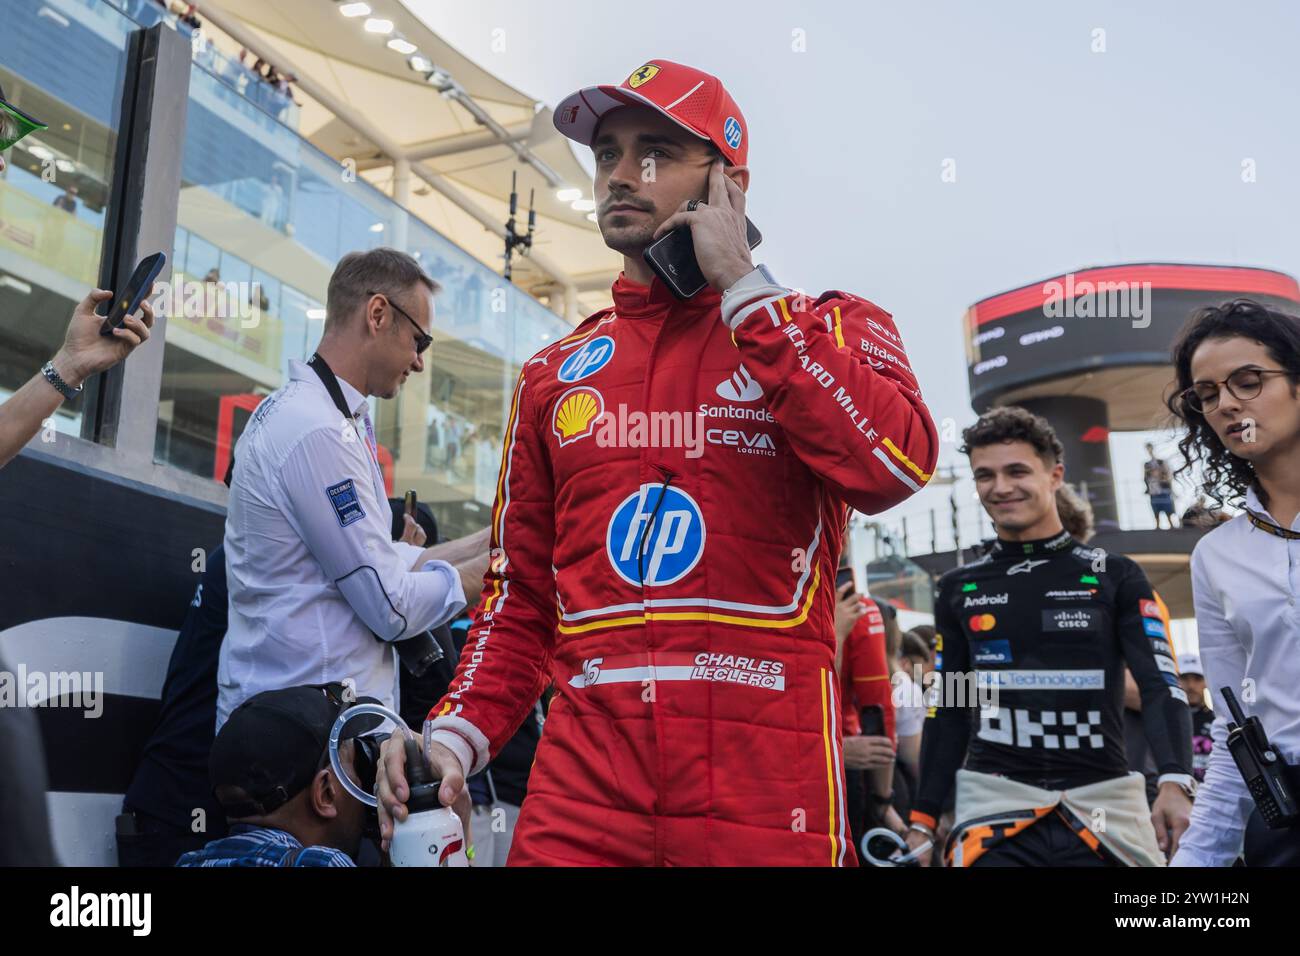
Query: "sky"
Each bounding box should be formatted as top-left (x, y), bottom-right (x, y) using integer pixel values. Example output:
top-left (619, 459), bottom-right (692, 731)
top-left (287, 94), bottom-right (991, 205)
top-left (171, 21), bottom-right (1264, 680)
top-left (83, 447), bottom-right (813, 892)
top-left (409, 0), bottom-right (1300, 548)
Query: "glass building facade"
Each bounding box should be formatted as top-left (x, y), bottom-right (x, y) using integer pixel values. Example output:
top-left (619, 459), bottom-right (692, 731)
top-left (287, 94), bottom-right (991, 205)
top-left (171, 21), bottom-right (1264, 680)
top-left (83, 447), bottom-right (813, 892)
top-left (0, 0), bottom-right (571, 539)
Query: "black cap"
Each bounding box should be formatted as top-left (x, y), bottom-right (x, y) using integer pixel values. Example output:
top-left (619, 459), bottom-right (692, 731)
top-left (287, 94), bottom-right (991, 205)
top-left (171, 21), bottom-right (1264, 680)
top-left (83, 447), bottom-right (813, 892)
top-left (210, 683), bottom-right (382, 818)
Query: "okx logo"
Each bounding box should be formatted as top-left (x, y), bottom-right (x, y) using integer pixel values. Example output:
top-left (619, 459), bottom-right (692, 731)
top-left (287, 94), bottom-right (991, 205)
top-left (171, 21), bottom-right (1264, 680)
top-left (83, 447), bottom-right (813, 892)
top-left (607, 484), bottom-right (705, 586)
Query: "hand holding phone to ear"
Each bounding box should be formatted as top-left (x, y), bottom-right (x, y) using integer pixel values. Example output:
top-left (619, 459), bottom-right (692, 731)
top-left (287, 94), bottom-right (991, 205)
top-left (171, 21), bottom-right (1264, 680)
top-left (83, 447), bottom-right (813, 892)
top-left (652, 160), bottom-right (756, 294)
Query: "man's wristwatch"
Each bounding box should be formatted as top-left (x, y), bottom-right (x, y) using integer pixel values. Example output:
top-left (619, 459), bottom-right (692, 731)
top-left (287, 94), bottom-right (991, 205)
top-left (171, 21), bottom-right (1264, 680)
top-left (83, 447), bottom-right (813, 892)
top-left (1157, 773), bottom-right (1198, 800)
top-left (41, 360), bottom-right (83, 401)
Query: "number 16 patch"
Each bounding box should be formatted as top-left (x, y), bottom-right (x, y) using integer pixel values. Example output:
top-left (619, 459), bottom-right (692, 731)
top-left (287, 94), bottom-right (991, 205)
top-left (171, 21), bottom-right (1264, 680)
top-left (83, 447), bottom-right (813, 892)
top-left (326, 478), bottom-right (365, 527)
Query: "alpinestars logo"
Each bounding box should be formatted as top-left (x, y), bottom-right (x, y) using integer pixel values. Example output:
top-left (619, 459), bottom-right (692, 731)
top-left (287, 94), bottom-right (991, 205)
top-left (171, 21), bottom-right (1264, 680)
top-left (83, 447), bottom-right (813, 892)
top-left (716, 364), bottom-right (762, 402)
top-left (1007, 559), bottom-right (1049, 575)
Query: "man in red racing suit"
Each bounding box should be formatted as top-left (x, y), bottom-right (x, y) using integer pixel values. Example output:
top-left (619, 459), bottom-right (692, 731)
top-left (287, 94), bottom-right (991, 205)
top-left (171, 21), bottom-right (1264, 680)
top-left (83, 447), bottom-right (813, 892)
top-left (376, 59), bottom-right (938, 866)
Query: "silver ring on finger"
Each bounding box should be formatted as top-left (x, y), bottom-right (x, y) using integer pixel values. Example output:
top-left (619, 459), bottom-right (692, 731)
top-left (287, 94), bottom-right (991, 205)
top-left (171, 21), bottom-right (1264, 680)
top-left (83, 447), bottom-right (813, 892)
top-left (686, 199), bottom-right (703, 211)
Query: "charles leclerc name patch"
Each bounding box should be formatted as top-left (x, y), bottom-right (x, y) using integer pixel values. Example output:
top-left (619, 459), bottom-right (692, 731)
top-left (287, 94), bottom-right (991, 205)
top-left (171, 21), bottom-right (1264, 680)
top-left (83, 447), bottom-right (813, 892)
top-left (326, 479), bottom-right (365, 527)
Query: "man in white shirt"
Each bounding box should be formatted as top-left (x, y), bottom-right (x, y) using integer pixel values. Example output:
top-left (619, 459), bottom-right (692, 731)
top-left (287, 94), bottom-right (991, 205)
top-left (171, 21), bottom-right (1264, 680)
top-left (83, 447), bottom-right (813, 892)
top-left (219, 248), bottom-right (484, 729)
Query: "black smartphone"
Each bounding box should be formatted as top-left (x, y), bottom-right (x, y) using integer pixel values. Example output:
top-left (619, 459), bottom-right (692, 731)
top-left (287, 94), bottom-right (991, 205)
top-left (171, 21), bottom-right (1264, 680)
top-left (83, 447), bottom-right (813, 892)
top-left (836, 567), bottom-right (855, 593)
top-left (404, 489), bottom-right (417, 518)
top-left (859, 705), bottom-right (886, 738)
top-left (643, 216), bottom-right (762, 300)
top-left (99, 252), bottom-right (166, 336)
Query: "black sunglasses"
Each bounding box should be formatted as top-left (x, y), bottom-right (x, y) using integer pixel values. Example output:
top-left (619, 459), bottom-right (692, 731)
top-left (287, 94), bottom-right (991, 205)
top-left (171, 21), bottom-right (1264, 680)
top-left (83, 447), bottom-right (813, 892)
top-left (368, 290), bottom-right (431, 355)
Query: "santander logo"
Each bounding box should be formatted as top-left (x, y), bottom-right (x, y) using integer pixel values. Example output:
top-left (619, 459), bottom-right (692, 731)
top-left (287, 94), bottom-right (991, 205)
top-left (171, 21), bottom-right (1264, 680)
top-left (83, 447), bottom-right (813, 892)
top-left (716, 364), bottom-right (762, 402)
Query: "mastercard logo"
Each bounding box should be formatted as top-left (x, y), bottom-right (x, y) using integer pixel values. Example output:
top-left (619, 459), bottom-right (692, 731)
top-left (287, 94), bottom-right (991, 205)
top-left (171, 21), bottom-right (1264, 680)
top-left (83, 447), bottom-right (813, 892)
top-left (968, 614), bottom-right (997, 632)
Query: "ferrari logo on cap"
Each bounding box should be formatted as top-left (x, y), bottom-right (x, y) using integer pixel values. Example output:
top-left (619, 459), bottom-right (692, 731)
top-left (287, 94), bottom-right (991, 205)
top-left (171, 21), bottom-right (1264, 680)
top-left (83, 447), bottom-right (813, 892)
top-left (628, 63), bottom-right (660, 88)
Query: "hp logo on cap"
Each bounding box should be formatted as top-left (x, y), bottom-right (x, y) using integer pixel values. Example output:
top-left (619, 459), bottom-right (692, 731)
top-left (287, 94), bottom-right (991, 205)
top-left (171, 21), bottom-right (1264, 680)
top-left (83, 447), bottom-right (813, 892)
top-left (723, 116), bottom-right (742, 150)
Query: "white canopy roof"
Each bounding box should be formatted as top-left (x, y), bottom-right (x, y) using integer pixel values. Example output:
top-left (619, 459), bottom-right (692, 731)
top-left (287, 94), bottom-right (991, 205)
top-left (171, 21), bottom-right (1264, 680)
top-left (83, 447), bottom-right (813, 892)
top-left (203, 0), bottom-right (619, 320)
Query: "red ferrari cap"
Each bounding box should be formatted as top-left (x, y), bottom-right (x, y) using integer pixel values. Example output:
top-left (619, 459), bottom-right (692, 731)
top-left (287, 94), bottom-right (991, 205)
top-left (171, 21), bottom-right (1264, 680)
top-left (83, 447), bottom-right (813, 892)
top-left (553, 59), bottom-right (748, 166)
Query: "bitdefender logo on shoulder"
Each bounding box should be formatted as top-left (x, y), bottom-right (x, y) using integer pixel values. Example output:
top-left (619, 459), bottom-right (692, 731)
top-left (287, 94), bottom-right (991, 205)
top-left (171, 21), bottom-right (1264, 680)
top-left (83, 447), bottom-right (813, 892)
top-left (50, 886), bottom-right (151, 936)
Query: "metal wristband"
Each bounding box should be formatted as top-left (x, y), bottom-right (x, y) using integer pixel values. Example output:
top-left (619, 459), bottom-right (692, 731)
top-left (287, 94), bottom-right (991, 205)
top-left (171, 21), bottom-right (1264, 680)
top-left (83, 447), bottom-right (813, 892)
top-left (40, 360), bottom-right (82, 401)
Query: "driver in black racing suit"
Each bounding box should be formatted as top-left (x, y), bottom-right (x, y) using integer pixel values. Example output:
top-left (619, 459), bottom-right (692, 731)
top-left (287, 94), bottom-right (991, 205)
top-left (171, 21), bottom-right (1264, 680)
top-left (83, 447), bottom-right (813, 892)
top-left (906, 407), bottom-right (1194, 866)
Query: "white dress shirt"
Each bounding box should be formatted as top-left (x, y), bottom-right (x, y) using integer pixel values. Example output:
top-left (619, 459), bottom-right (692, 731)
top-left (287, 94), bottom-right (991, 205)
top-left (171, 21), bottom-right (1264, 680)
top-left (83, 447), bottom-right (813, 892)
top-left (1171, 486), bottom-right (1300, 866)
top-left (217, 359), bottom-right (466, 729)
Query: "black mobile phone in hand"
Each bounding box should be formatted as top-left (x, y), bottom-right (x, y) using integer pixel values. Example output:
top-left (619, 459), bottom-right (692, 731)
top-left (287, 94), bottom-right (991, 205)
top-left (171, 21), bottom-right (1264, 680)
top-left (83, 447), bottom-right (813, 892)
top-left (859, 705), bottom-right (886, 738)
top-left (643, 216), bottom-right (762, 300)
top-left (404, 489), bottom-right (417, 518)
top-left (836, 567), bottom-right (856, 593)
top-left (99, 252), bottom-right (165, 335)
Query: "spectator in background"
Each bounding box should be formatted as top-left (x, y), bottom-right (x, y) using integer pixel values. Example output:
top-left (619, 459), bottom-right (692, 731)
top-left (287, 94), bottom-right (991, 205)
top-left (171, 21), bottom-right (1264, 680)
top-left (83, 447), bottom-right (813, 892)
top-left (879, 600), bottom-right (924, 821)
top-left (118, 543), bottom-right (230, 867)
top-left (1180, 495), bottom-right (1217, 528)
top-left (473, 426), bottom-right (497, 505)
top-left (834, 574), bottom-right (904, 851)
top-left (52, 184), bottom-right (78, 214)
top-left (1143, 443), bottom-right (1178, 529)
top-left (1055, 481), bottom-right (1094, 541)
top-left (177, 686), bottom-right (376, 867)
top-left (1178, 653), bottom-right (1215, 785)
top-left (899, 631), bottom-right (932, 682)
top-left (175, 2), bottom-right (200, 32)
top-left (907, 622), bottom-right (937, 658)
top-left (445, 417), bottom-right (461, 470)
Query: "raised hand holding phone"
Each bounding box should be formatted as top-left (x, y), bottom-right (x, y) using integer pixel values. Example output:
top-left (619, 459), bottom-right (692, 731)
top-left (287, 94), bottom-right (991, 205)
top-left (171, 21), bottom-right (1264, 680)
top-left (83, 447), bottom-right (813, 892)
top-left (99, 252), bottom-right (165, 336)
top-left (650, 160), bottom-right (757, 295)
top-left (53, 286), bottom-right (156, 390)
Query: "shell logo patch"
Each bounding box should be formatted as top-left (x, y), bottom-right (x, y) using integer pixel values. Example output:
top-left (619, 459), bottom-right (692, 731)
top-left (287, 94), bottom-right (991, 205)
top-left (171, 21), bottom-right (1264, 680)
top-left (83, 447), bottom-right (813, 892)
top-left (553, 386), bottom-right (605, 447)
top-left (627, 63), bottom-right (660, 89)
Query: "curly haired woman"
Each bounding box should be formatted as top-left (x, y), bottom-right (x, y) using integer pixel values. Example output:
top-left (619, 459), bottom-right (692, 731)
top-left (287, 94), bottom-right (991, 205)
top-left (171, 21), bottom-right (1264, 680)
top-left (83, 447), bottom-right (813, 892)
top-left (1166, 299), bottom-right (1300, 867)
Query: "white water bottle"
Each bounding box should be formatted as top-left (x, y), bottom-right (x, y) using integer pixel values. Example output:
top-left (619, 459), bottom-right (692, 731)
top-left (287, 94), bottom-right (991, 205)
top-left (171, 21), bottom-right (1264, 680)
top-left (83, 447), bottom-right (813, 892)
top-left (390, 738), bottom-right (469, 867)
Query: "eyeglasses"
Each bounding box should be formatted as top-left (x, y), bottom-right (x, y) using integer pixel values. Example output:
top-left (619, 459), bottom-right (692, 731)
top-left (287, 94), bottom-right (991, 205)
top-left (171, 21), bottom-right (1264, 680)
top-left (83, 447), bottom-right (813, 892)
top-left (1181, 366), bottom-right (1293, 413)
top-left (367, 290), bottom-right (431, 356)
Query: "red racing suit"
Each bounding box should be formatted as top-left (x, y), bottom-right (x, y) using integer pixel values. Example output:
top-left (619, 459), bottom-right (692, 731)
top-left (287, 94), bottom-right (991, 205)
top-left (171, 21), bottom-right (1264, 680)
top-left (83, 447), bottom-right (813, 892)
top-left (841, 597), bottom-right (896, 741)
top-left (427, 270), bottom-right (937, 866)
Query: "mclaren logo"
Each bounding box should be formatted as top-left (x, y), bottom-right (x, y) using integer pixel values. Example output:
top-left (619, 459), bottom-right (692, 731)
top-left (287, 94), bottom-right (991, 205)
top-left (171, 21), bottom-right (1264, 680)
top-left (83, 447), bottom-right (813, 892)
top-left (716, 363), bottom-right (763, 402)
top-left (628, 64), bottom-right (660, 88)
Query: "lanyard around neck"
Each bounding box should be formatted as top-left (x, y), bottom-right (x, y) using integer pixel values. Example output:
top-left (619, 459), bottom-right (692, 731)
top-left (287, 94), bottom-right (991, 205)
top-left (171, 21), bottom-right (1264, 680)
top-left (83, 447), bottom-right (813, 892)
top-left (308, 353), bottom-right (382, 480)
top-left (1245, 507), bottom-right (1300, 540)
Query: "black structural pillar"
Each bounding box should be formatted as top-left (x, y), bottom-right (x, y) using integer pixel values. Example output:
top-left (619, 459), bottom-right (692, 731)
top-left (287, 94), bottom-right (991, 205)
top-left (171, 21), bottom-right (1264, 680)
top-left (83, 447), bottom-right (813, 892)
top-left (1019, 396), bottom-right (1118, 534)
